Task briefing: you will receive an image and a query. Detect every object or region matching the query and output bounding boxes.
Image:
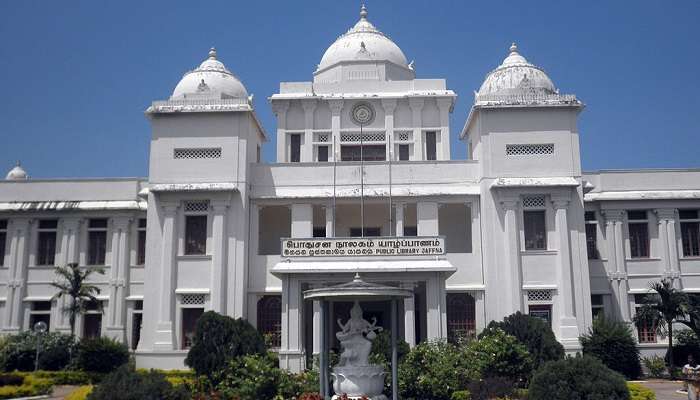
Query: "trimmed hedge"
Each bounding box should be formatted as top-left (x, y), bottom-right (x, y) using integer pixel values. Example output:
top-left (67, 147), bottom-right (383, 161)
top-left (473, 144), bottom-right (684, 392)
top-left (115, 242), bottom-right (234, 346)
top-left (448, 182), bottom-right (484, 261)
top-left (529, 355), bottom-right (630, 400)
top-left (0, 375), bottom-right (52, 399)
top-left (0, 331), bottom-right (75, 371)
top-left (86, 365), bottom-right (189, 400)
top-left (627, 382), bottom-right (655, 400)
top-left (74, 337), bottom-right (129, 374)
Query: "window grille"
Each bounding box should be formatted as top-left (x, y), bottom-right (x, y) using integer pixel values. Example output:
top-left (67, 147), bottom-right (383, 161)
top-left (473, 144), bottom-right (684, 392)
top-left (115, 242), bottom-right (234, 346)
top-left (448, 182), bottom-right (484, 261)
top-left (340, 132), bottom-right (385, 142)
top-left (527, 290), bottom-right (553, 302)
top-left (174, 147), bottom-right (222, 159)
top-left (396, 131), bottom-right (411, 141)
top-left (184, 201), bottom-right (209, 213)
top-left (257, 296), bottom-right (282, 347)
top-left (446, 293), bottom-right (476, 343)
top-left (506, 143), bottom-right (554, 156)
top-left (522, 195), bottom-right (545, 209)
top-left (181, 294), bottom-right (205, 305)
top-left (315, 133), bottom-right (329, 143)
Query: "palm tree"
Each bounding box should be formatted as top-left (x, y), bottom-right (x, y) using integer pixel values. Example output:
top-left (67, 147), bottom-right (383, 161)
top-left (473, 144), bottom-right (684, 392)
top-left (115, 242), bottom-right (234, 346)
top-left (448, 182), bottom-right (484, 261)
top-left (51, 263), bottom-right (105, 337)
top-left (634, 279), bottom-right (688, 371)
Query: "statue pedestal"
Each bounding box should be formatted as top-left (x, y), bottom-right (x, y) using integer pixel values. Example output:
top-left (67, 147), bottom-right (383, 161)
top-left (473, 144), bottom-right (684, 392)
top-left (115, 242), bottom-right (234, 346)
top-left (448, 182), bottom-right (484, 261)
top-left (331, 365), bottom-right (387, 400)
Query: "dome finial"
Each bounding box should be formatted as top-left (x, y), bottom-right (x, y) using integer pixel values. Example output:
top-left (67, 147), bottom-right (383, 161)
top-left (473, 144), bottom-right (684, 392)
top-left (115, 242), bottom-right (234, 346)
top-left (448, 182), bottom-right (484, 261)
top-left (208, 47), bottom-right (217, 60)
top-left (360, 4), bottom-right (368, 19)
top-left (509, 42), bottom-right (518, 54)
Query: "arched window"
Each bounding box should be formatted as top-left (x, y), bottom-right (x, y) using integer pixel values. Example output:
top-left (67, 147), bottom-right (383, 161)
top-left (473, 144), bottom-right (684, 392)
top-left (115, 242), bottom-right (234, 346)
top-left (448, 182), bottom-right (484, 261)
top-left (257, 295), bottom-right (282, 348)
top-left (446, 293), bottom-right (476, 343)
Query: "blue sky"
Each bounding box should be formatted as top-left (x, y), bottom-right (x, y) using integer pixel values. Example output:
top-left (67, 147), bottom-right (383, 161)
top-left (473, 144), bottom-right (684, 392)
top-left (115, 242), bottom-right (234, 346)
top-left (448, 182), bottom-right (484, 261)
top-left (1, 1), bottom-right (698, 178)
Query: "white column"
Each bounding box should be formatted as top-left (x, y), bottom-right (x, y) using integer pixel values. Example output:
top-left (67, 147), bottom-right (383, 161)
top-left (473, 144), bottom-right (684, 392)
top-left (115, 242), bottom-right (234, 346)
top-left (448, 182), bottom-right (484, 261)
top-left (250, 204), bottom-right (260, 260)
top-left (656, 209), bottom-right (681, 288)
top-left (154, 204), bottom-right (178, 350)
top-left (501, 198), bottom-right (523, 315)
top-left (552, 198), bottom-right (579, 341)
top-left (105, 218), bottom-right (130, 341)
top-left (291, 204), bottom-right (313, 238)
top-left (409, 98), bottom-right (424, 160)
top-left (280, 276), bottom-right (304, 373)
top-left (395, 203), bottom-right (405, 237)
top-left (329, 100), bottom-right (344, 162)
top-left (325, 204), bottom-right (334, 237)
top-left (603, 210), bottom-right (629, 321)
top-left (436, 98), bottom-right (452, 160)
top-left (417, 202), bottom-right (438, 236)
top-left (210, 202), bottom-right (228, 313)
top-left (272, 101), bottom-right (289, 162)
top-left (382, 99), bottom-right (397, 160)
top-left (425, 273), bottom-right (447, 340)
top-left (302, 99), bottom-right (317, 162)
top-left (3, 219), bottom-right (31, 333)
top-left (401, 281), bottom-right (416, 347)
top-left (312, 299), bottom-right (321, 355)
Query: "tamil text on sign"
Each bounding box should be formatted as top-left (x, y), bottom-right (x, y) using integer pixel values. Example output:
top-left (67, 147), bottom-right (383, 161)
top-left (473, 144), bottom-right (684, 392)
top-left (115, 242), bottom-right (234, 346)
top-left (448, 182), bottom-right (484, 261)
top-left (281, 237), bottom-right (445, 257)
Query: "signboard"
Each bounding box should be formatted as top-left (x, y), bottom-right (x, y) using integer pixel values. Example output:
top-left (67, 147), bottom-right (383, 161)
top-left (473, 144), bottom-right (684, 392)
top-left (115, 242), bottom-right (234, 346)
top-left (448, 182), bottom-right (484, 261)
top-left (281, 236), bottom-right (445, 258)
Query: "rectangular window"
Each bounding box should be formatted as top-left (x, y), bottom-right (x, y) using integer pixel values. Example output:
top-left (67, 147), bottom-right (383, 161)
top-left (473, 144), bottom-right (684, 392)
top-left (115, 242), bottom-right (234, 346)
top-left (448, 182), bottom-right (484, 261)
top-left (185, 215), bottom-right (207, 255)
top-left (403, 226), bottom-right (417, 237)
top-left (446, 293), bottom-right (476, 343)
top-left (628, 211), bottom-right (649, 258)
top-left (256, 145), bottom-right (261, 163)
top-left (87, 219), bottom-right (108, 265)
top-left (680, 210), bottom-right (700, 257)
top-left (83, 314), bottom-right (102, 339)
top-left (439, 203), bottom-right (472, 253)
top-left (313, 227), bottom-right (326, 238)
top-left (29, 301), bottom-right (52, 331)
top-left (257, 296), bottom-right (282, 348)
top-left (0, 220), bottom-right (7, 267)
top-left (524, 210), bottom-right (547, 250)
top-left (182, 308), bottom-right (204, 349)
top-left (317, 146), bottom-right (329, 162)
top-left (398, 144), bottom-right (409, 161)
top-left (591, 294), bottom-right (604, 319)
top-left (137, 219), bottom-right (147, 265)
top-left (340, 145), bottom-right (386, 161)
top-left (36, 219), bottom-right (58, 266)
top-left (584, 212), bottom-right (599, 260)
top-left (258, 206), bottom-right (291, 255)
top-left (528, 304), bottom-right (552, 326)
top-left (131, 300), bottom-right (143, 350)
top-left (634, 294), bottom-right (657, 343)
top-left (290, 134), bottom-right (301, 163)
top-left (425, 131), bottom-right (437, 160)
top-left (349, 227), bottom-right (381, 237)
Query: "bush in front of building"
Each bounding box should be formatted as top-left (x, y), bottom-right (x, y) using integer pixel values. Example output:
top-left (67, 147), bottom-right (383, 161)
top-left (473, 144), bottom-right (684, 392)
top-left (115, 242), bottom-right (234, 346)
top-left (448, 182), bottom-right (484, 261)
top-left (465, 327), bottom-right (533, 387)
top-left (0, 331), bottom-right (75, 372)
top-left (398, 340), bottom-right (476, 400)
top-left (528, 355), bottom-right (630, 400)
top-left (668, 329), bottom-right (700, 368)
top-left (73, 337), bottom-right (129, 374)
top-left (216, 352), bottom-right (303, 400)
top-left (580, 316), bottom-right (642, 379)
top-left (483, 311), bottom-right (564, 370)
top-left (0, 374), bottom-right (53, 399)
top-left (641, 355), bottom-right (666, 378)
top-left (184, 311), bottom-right (266, 387)
top-left (86, 364), bottom-right (189, 400)
top-left (627, 382), bottom-right (655, 400)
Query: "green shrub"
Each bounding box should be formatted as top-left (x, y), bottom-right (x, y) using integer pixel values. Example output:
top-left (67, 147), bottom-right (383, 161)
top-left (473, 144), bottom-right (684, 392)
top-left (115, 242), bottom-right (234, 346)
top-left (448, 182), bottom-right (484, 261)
top-left (484, 312), bottom-right (564, 369)
top-left (0, 331), bottom-right (75, 371)
top-left (627, 382), bottom-right (655, 400)
top-left (451, 390), bottom-right (470, 400)
top-left (25, 369), bottom-right (101, 385)
top-left (642, 355), bottom-right (666, 378)
top-left (668, 329), bottom-right (700, 368)
top-left (74, 337), bottom-right (129, 374)
top-left (529, 355), bottom-right (629, 400)
top-left (216, 352), bottom-right (300, 400)
top-left (398, 340), bottom-right (476, 400)
top-left (465, 327), bottom-right (533, 386)
top-left (467, 376), bottom-right (516, 400)
top-left (184, 311), bottom-right (266, 386)
top-left (0, 375), bottom-right (53, 399)
top-left (86, 365), bottom-right (189, 400)
top-left (580, 317), bottom-right (642, 379)
top-left (0, 373), bottom-right (23, 386)
top-left (369, 330), bottom-right (410, 392)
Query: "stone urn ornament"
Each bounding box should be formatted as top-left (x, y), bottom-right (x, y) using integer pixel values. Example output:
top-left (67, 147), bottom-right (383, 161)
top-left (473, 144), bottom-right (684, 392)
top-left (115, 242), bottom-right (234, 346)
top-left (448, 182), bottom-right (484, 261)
top-left (331, 301), bottom-right (387, 400)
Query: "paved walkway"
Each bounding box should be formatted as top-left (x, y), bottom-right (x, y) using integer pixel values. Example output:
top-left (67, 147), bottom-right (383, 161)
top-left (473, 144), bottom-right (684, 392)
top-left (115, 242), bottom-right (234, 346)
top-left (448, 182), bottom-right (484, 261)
top-left (46, 385), bottom-right (78, 400)
top-left (637, 380), bottom-right (687, 400)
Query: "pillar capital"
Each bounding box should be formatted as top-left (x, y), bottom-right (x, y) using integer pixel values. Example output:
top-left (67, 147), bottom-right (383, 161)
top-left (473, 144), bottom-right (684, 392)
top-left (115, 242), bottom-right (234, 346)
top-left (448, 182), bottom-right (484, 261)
top-left (381, 98), bottom-right (397, 113)
top-left (301, 99), bottom-right (317, 113)
top-left (654, 208), bottom-right (677, 222)
top-left (500, 199), bottom-right (519, 211)
top-left (408, 97), bottom-right (424, 111)
top-left (271, 100), bottom-right (289, 116)
top-left (602, 209), bottom-right (625, 223)
top-left (328, 99), bottom-right (344, 115)
top-left (551, 199), bottom-right (570, 210)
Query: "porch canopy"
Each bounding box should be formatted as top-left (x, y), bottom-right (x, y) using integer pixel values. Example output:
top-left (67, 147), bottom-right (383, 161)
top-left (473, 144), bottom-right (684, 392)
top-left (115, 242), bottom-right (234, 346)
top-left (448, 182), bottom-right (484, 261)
top-left (303, 274), bottom-right (412, 400)
top-left (272, 258), bottom-right (456, 275)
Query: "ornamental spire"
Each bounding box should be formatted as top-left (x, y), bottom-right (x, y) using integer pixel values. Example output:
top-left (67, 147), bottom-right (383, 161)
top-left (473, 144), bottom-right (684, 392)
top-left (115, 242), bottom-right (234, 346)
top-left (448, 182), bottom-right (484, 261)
top-left (360, 4), bottom-right (368, 19)
top-left (509, 42), bottom-right (518, 54)
top-left (208, 47), bottom-right (217, 60)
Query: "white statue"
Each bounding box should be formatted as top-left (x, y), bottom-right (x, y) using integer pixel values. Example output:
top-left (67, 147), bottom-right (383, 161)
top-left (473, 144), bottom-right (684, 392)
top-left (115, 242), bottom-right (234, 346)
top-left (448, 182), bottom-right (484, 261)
top-left (336, 301), bottom-right (383, 367)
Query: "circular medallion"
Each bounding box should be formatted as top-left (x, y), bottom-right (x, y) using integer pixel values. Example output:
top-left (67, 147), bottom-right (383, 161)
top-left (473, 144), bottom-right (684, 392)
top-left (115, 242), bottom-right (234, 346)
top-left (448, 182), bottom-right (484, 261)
top-left (351, 102), bottom-right (375, 126)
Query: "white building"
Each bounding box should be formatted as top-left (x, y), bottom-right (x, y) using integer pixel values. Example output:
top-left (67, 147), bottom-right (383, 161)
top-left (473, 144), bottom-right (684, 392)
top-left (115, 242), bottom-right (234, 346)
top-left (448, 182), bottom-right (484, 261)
top-left (1, 6), bottom-right (699, 370)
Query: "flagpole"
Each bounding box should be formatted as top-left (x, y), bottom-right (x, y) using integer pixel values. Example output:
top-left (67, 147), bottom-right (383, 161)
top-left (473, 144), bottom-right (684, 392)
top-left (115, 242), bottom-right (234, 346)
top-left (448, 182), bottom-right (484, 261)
top-left (388, 131), bottom-right (393, 236)
top-left (360, 122), bottom-right (364, 237)
top-left (332, 135), bottom-right (337, 237)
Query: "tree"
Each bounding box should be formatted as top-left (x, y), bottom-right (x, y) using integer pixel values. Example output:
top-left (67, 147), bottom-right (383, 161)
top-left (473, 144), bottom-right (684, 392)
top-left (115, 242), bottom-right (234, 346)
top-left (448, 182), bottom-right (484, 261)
top-left (51, 263), bottom-right (105, 337)
top-left (634, 279), bottom-right (688, 370)
top-left (579, 316), bottom-right (641, 379)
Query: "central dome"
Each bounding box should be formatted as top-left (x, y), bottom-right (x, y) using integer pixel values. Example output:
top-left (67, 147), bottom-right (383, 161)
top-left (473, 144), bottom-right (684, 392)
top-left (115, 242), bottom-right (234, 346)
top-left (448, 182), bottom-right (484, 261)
top-left (171, 48), bottom-right (248, 100)
top-left (317, 5), bottom-right (410, 72)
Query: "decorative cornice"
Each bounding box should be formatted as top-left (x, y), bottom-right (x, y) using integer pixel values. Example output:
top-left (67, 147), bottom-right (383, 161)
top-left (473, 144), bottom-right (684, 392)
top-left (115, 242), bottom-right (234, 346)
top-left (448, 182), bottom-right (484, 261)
top-left (609, 271), bottom-right (627, 281)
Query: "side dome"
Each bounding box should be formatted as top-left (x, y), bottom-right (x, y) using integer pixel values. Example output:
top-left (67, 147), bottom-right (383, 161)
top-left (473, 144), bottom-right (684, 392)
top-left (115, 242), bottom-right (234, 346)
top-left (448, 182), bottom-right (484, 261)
top-left (317, 5), bottom-right (410, 72)
top-left (6, 162), bottom-right (28, 180)
top-left (478, 43), bottom-right (557, 96)
top-left (171, 48), bottom-right (248, 100)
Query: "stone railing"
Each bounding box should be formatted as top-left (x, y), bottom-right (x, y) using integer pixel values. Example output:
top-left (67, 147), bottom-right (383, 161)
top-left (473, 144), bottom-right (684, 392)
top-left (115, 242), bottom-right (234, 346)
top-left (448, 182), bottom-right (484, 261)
top-left (474, 92), bottom-right (580, 105)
